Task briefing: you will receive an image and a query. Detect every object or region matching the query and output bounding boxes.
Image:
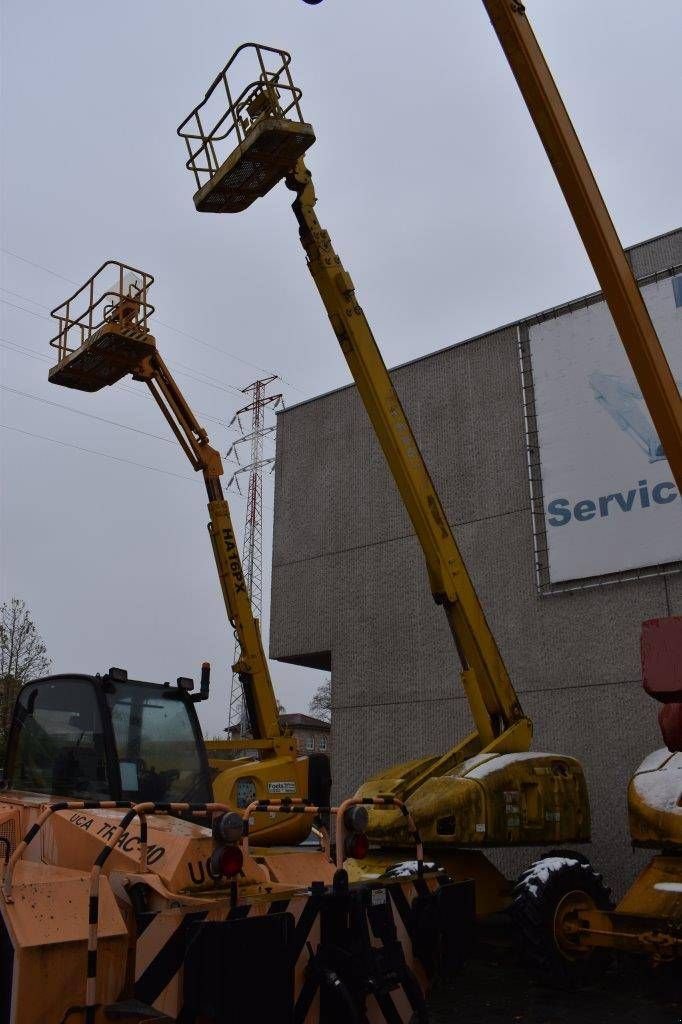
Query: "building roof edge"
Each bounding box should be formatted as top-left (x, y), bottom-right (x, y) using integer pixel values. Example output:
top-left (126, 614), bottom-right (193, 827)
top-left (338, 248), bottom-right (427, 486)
top-left (278, 226), bottom-right (681, 415)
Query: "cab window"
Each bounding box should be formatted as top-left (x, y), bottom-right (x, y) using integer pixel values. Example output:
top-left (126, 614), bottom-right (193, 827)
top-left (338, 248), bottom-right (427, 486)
top-left (7, 679), bottom-right (110, 798)
top-left (106, 682), bottom-right (209, 804)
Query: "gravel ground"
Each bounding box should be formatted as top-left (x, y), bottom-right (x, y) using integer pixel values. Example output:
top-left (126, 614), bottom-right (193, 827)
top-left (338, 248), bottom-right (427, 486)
top-left (428, 946), bottom-right (681, 1024)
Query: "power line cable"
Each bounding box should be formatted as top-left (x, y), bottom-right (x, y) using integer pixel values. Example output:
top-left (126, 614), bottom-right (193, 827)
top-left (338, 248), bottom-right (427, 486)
top-left (0, 422), bottom-right (199, 483)
top-left (0, 286), bottom-right (51, 308)
top-left (0, 284), bottom-right (265, 383)
top-left (0, 298), bottom-right (47, 321)
top-left (0, 294), bottom-right (245, 398)
top-left (0, 383), bottom-right (177, 446)
top-left (1, 248), bottom-right (74, 283)
top-left (0, 338), bottom-right (51, 364)
top-left (0, 422), bottom-right (267, 507)
top-left (170, 363), bottom-right (242, 398)
top-left (0, 298), bottom-right (246, 399)
top-left (0, 377), bottom-right (273, 509)
top-left (1, 248), bottom-right (303, 391)
top-left (0, 336), bottom-right (231, 428)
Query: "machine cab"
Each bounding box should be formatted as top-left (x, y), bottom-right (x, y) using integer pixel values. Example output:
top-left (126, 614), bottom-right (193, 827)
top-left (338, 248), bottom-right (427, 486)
top-left (3, 670), bottom-right (212, 805)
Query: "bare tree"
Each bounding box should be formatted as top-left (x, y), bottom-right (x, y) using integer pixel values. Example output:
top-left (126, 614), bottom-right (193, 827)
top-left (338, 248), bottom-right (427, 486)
top-left (0, 597), bottom-right (52, 739)
top-left (308, 678), bottom-right (331, 723)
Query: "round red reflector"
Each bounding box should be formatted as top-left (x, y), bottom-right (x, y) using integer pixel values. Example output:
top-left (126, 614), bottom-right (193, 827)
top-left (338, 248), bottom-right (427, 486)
top-left (345, 832), bottom-right (370, 860)
top-left (211, 844), bottom-right (243, 878)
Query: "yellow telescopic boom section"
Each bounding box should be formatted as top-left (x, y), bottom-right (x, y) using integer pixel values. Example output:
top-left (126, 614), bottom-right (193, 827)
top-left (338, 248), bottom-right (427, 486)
top-left (177, 47), bottom-right (528, 751)
top-left (285, 160), bottom-right (525, 748)
top-left (483, 0), bottom-right (682, 493)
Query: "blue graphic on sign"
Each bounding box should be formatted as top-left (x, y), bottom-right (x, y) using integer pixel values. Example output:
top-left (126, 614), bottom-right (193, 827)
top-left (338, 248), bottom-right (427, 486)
top-left (588, 372), bottom-right (667, 463)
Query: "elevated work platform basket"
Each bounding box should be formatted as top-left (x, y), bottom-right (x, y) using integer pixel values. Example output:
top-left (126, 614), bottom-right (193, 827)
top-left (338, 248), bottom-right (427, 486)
top-left (177, 43), bottom-right (315, 214)
top-left (48, 262), bottom-right (156, 392)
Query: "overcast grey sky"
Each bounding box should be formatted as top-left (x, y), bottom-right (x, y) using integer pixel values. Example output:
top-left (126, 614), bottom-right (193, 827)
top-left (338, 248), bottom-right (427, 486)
top-left (1, 1), bottom-right (680, 737)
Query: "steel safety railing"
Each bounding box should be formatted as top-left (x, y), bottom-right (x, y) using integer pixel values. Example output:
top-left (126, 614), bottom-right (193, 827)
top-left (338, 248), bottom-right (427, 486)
top-left (49, 260), bottom-right (154, 362)
top-left (0, 799), bottom-right (234, 1023)
top-left (241, 794), bottom-right (425, 872)
top-left (177, 43), bottom-right (306, 192)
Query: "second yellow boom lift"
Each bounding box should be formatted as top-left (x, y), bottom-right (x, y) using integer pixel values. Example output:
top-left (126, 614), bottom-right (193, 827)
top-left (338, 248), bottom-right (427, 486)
top-left (49, 266), bottom-right (328, 844)
top-left (177, 42), bottom-right (591, 918)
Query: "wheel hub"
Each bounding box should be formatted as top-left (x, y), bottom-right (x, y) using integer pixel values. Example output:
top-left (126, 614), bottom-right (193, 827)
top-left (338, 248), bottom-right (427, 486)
top-left (553, 888), bottom-right (595, 959)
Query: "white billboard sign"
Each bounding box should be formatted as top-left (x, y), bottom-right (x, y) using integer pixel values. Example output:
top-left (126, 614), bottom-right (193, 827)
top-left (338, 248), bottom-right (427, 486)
top-left (529, 273), bottom-right (682, 583)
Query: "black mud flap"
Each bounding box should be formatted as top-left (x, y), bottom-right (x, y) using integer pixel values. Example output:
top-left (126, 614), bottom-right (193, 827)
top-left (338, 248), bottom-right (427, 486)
top-left (183, 912), bottom-right (295, 1022)
top-left (411, 879), bottom-right (476, 978)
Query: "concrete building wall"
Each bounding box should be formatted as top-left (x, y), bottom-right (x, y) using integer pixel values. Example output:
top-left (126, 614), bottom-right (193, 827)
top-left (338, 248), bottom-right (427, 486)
top-left (270, 227), bottom-right (682, 892)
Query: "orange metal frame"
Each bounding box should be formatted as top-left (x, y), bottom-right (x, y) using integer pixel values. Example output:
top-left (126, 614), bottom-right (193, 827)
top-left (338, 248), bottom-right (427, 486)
top-left (49, 260), bottom-right (154, 360)
top-left (483, 0), bottom-right (682, 492)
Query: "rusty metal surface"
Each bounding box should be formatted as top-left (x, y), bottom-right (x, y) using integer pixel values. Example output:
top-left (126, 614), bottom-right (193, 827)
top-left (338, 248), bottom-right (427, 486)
top-left (628, 751), bottom-right (682, 848)
top-left (47, 322), bottom-right (156, 391)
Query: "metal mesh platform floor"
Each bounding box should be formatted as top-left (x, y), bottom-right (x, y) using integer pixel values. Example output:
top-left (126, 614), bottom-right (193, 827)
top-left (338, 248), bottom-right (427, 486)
top-left (48, 325), bottom-right (156, 392)
top-left (193, 118), bottom-right (315, 214)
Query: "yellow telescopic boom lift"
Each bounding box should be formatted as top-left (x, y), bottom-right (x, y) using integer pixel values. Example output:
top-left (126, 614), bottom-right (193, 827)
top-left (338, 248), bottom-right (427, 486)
top-left (47, 263), bottom-right (328, 844)
top-left (225, 2), bottom-right (682, 976)
top-left (177, 44), bottom-right (591, 918)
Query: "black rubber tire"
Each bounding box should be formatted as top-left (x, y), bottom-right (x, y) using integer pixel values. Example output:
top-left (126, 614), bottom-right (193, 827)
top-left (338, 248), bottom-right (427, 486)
top-left (511, 856), bottom-right (613, 988)
top-left (543, 848), bottom-right (592, 866)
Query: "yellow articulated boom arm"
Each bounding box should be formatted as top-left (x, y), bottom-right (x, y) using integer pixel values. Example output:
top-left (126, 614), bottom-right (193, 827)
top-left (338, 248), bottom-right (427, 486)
top-left (48, 263), bottom-right (324, 844)
top-left (47, 263), bottom-right (282, 748)
top-left (133, 349), bottom-right (284, 748)
top-left (285, 159), bottom-right (530, 758)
